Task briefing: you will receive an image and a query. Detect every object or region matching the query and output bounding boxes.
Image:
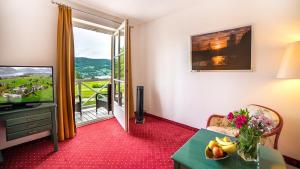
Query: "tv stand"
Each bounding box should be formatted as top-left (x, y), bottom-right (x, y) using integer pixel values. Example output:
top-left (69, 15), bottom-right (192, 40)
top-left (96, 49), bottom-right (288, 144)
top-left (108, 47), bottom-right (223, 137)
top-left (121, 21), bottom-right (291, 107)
top-left (24, 103), bottom-right (42, 108)
top-left (0, 105), bottom-right (13, 111)
top-left (0, 103), bottom-right (58, 162)
top-left (0, 152), bottom-right (2, 163)
top-left (0, 103), bottom-right (42, 111)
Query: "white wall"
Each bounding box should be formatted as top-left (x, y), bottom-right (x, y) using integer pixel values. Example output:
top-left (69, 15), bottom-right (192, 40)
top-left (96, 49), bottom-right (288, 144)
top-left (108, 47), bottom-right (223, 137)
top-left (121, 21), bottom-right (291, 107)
top-left (134, 0), bottom-right (300, 159)
top-left (0, 0), bottom-right (58, 67)
top-left (0, 0), bottom-right (57, 148)
top-left (131, 24), bottom-right (149, 110)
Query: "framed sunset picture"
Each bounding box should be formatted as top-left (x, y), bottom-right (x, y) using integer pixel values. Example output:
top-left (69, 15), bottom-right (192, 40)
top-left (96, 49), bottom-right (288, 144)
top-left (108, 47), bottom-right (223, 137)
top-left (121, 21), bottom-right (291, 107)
top-left (190, 26), bottom-right (252, 71)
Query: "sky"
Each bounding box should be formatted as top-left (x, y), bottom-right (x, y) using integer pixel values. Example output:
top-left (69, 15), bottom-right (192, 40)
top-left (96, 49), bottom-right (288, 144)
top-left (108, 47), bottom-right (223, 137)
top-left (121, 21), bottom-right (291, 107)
top-left (73, 27), bottom-right (111, 59)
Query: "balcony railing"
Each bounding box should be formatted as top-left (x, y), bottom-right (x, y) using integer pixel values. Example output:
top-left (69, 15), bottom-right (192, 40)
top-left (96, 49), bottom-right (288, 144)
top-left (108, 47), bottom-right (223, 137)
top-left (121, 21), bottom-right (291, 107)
top-left (74, 78), bottom-right (113, 126)
top-left (75, 78), bottom-right (111, 113)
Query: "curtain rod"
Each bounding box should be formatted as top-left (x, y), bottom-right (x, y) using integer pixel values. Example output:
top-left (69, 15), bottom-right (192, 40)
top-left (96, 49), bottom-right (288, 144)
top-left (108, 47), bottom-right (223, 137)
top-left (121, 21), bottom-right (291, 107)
top-left (51, 0), bottom-right (122, 24)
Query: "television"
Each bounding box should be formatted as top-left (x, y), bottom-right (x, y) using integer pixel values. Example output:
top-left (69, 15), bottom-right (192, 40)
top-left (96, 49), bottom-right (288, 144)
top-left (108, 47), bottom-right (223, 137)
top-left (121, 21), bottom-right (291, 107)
top-left (0, 66), bottom-right (54, 109)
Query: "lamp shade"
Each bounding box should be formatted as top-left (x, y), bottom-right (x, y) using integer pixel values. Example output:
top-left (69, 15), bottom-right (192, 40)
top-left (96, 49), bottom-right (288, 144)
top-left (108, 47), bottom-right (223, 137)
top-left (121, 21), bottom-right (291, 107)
top-left (277, 41), bottom-right (300, 79)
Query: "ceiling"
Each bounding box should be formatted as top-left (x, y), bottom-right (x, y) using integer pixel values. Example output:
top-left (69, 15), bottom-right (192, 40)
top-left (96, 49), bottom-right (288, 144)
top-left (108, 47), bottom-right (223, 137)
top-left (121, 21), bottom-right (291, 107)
top-left (68, 0), bottom-right (199, 25)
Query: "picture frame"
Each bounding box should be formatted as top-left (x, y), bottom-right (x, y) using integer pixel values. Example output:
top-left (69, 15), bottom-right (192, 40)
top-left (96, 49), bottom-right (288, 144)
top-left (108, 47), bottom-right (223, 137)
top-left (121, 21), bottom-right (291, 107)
top-left (190, 26), bottom-right (252, 72)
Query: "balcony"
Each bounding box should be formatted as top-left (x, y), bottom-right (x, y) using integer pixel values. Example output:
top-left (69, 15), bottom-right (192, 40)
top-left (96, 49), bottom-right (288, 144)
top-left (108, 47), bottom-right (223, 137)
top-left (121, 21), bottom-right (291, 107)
top-left (74, 78), bottom-right (113, 127)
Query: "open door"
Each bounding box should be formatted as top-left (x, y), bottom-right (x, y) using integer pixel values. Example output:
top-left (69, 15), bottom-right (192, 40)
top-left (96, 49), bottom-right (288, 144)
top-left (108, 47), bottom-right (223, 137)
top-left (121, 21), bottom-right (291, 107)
top-left (112, 20), bottom-right (129, 131)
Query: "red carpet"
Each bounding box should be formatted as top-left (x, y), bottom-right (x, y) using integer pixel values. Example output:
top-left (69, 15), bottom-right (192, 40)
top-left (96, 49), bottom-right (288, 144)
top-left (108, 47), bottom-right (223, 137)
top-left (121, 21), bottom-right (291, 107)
top-left (0, 116), bottom-right (196, 169)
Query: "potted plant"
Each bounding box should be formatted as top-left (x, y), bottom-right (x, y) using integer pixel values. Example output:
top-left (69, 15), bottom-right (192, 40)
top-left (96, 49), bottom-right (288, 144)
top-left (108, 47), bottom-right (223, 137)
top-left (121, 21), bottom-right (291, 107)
top-left (227, 109), bottom-right (273, 161)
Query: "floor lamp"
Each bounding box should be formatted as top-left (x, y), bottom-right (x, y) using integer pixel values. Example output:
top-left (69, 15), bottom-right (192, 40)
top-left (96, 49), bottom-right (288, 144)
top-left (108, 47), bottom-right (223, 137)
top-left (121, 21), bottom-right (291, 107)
top-left (277, 41), bottom-right (300, 79)
top-left (276, 41), bottom-right (300, 168)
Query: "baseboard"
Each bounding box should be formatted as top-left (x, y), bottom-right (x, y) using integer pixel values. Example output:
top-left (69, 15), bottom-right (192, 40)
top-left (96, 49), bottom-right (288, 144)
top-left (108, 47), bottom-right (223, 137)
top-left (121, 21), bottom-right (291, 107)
top-left (283, 155), bottom-right (300, 168)
top-left (144, 113), bottom-right (199, 132)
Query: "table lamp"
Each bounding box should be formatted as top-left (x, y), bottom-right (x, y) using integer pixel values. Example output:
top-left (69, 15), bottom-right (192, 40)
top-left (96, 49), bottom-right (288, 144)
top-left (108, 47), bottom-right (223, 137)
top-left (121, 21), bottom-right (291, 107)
top-left (277, 41), bottom-right (300, 79)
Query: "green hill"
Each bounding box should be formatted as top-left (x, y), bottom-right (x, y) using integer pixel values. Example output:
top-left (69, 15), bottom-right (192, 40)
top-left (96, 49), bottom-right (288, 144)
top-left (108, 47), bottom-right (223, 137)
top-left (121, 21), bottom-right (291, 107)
top-left (75, 57), bottom-right (111, 79)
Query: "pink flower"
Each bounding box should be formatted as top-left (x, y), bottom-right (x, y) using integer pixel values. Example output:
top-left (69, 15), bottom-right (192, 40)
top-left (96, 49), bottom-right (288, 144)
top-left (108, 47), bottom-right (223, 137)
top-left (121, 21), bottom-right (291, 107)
top-left (264, 119), bottom-right (273, 126)
top-left (235, 122), bottom-right (243, 129)
top-left (235, 115), bottom-right (248, 129)
top-left (227, 112), bottom-right (234, 121)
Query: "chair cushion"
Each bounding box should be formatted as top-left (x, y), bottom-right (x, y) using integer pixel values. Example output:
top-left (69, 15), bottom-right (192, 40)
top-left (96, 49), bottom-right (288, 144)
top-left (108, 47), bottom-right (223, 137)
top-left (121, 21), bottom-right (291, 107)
top-left (245, 105), bottom-right (279, 130)
top-left (208, 116), bottom-right (228, 127)
top-left (206, 126), bottom-right (239, 137)
top-left (261, 135), bottom-right (276, 148)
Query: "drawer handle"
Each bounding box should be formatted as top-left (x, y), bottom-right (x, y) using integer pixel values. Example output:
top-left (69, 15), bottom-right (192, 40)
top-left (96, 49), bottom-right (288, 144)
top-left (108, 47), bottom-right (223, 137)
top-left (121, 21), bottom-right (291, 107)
top-left (28, 130), bottom-right (38, 134)
top-left (27, 124), bottom-right (37, 128)
top-left (26, 118), bottom-right (36, 121)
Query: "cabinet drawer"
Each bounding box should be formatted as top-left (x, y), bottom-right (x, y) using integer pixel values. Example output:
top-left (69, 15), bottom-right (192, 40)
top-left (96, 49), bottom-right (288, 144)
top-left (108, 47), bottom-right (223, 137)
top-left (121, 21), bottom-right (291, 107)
top-left (0, 107), bottom-right (52, 120)
top-left (6, 112), bottom-right (51, 126)
top-left (7, 124), bottom-right (52, 141)
top-left (7, 118), bottom-right (52, 134)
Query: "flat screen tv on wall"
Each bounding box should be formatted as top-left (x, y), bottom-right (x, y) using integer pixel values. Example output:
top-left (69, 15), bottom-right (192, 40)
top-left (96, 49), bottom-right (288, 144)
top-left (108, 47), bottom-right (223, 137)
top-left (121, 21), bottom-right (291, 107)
top-left (0, 66), bottom-right (54, 109)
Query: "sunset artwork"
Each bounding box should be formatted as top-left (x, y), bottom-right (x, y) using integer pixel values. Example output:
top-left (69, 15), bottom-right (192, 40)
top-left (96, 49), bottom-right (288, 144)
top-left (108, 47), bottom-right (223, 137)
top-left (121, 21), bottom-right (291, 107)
top-left (191, 26), bottom-right (251, 71)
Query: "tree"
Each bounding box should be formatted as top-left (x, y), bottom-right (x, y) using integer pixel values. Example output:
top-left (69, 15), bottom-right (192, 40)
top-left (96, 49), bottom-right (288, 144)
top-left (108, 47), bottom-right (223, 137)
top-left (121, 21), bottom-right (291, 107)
top-left (75, 71), bottom-right (82, 79)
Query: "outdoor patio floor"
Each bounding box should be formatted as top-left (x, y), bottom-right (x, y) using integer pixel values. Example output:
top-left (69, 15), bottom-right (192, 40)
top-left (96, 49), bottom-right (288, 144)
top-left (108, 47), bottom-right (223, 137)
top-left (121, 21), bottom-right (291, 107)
top-left (75, 107), bottom-right (114, 127)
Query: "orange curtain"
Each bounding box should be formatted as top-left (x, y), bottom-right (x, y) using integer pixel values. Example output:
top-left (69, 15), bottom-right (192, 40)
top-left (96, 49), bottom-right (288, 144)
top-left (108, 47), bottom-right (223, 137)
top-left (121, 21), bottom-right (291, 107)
top-left (56, 5), bottom-right (76, 141)
top-left (127, 26), bottom-right (134, 119)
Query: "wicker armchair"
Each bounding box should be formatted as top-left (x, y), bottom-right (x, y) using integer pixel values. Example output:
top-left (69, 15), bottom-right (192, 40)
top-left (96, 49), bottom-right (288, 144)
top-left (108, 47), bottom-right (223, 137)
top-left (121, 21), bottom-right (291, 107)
top-left (95, 84), bottom-right (112, 113)
top-left (75, 95), bottom-right (82, 116)
top-left (96, 93), bottom-right (108, 113)
top-left (206, 104), bottom-right (283, 149)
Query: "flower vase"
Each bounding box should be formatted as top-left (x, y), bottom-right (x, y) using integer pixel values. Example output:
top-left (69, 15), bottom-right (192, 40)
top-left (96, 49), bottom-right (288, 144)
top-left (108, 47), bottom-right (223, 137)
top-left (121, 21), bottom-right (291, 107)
top-left (237, 128), bottom-right (261, 162)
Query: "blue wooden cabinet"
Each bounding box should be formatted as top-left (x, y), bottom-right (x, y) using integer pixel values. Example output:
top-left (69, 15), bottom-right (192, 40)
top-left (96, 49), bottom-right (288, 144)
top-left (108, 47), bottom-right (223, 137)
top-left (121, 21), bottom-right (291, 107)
top-left (0, 103), bottom-right (58, 162)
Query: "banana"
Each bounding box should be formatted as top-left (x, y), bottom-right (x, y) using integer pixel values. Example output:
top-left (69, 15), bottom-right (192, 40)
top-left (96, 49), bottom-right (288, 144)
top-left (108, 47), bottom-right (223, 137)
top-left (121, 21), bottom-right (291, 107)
top-left (221, 143), bottom-right (237, 154)
top-left (215, 137), bottom-right (233, 146)
top-left (223, 136), bottom-right (231, 142)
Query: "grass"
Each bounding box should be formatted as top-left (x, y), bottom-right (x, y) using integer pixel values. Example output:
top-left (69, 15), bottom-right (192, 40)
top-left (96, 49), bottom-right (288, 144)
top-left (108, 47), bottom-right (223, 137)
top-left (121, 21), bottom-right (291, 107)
top-left (0, 75), bottom-right (52, 87)
top-left (75, 80), bottom-right (125, 107)
top-left (0, 75), bottom-right (53, 103)
top-left (0, 97), bottom-right (6, 103)
top-left (21, 87), bottom-right (53, 102)
top-left (75, 80), bottom-right (109, 106)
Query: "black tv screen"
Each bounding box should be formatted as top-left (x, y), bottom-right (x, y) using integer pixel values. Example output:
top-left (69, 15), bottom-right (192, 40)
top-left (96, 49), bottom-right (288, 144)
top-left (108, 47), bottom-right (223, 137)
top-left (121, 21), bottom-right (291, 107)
top-left (0, 66), bottom-right (54, 105)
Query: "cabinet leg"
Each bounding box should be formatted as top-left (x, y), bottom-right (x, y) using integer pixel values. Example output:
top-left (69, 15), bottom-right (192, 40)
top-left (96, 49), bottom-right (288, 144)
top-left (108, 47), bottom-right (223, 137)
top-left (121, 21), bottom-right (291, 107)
top-left (0, 150), bottom-right (3, 163)
top-left (51, 133), bottom-right (58, 152)
top-left (52, 107), bottom-right (59, 152)
top-left (174, 161), bottom-right (180, 169)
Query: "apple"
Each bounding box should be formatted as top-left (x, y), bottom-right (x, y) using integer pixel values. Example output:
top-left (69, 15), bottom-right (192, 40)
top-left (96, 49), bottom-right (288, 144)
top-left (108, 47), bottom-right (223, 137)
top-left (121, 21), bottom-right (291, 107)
top-left (212, 146), bottom-right (224, 158)
top-left (208, 140), bottom-right (218, 150)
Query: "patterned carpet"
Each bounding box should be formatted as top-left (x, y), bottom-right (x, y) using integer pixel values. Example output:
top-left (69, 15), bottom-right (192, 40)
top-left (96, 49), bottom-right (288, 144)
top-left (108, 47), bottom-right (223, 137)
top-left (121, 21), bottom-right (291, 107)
top-left (0, 116), bottom-right (196, 169)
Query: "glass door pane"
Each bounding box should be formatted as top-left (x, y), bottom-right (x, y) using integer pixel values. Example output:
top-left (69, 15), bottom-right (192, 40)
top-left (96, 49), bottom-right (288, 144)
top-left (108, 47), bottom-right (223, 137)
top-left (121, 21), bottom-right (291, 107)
top-left (114, 56), bottom-right (119, 84)
top-left (114, 34), bottom-right (119, 56)
top-left (111, 20), bottom-right (128, 131)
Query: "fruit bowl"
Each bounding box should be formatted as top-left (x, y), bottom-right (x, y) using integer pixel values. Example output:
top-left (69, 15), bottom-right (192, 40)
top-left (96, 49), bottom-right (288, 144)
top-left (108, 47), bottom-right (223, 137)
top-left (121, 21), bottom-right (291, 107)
top-left (205, 146), bottom-right (230, 160)
top-left (205, 136), bottom-right (237, 160)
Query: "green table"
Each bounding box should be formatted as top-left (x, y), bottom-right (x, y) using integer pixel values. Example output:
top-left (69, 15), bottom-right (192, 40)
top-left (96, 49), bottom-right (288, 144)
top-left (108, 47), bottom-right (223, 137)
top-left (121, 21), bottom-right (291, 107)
top-left (172, 129), bottom-right (286, 169)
